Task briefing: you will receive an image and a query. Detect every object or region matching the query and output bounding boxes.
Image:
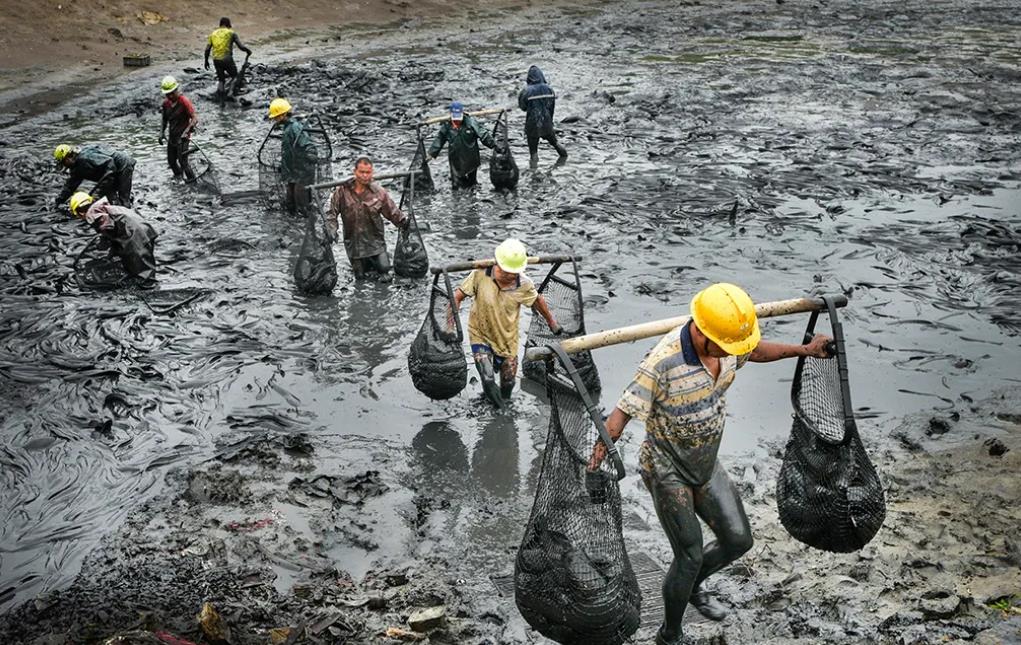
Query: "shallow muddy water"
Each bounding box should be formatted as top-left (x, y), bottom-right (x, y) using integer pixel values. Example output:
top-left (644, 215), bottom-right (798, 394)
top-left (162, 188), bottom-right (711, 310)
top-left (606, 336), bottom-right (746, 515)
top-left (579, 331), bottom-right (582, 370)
top-left (1, 0), bottom-right (1019, 618)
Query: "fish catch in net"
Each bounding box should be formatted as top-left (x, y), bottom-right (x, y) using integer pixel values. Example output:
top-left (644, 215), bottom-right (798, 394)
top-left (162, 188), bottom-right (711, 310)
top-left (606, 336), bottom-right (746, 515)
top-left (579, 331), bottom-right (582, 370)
top-left (489, 110), bottom-right (520, 191)
top-left (408, 270), bottom-right (467, 399)
top-left (73, 236), bottom-right (154, 290)
top-left (523, 258), bottom-right (600, 392)
top-left (410, 128), bottom-right (435, 193)
top-left (257, 114), bottom-right (333, 210)
top-left (394, 167), bottom-right (429, 278)
top-left (515, 345), bottom-right (640, 645)
top-left (776, 296), bottom-right (885, 553)
top-left (293, 190), bottom-right (338, 295)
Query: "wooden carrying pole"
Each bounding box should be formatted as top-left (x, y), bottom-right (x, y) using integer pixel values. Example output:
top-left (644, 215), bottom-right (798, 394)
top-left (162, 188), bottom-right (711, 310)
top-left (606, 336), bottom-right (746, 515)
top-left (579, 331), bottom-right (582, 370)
top-left (309, 169), bottom-right (418, 191)
top-left (524, 294), bottom-right (849, 361)
top-left (431, 254), bottom-right (581, 274)
top-left (417, 107), bottom-right (506, 126)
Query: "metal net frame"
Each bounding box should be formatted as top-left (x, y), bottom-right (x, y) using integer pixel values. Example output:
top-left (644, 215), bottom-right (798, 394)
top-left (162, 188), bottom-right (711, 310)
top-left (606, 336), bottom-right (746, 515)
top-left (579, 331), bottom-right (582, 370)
top-left (182, 141), bottom-right (220, 195)
top-left (776, 296), bottom-right (886, 553)
top-left (257, 113), bottom-right (333, 210)
top-left (515, 345), bottom-right (640, 645)
top-left (408, 270), bottom-right (468, 400)
top-left (523, 258), bottom-right (601, 392)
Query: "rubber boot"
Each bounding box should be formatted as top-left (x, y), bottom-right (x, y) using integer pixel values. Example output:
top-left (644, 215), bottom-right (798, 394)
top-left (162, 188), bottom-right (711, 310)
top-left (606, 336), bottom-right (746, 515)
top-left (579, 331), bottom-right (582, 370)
top-left (475, 355), bottom-right (505, 409)
top-left (555, 144), bottom-right (568, 159)
top-left (656, 626), bottom-right (688, 645)
top-left (529, 154), bottom-right (539, 169)
top-left (689, 589), bottom-right (728, 621)
top-left (500, 380), bottom-right (514, 402)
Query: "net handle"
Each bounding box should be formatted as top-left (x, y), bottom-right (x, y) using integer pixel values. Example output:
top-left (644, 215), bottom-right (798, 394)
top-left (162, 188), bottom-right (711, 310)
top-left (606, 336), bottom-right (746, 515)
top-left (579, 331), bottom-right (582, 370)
top-left (546, 343), bottom-right (626, 481)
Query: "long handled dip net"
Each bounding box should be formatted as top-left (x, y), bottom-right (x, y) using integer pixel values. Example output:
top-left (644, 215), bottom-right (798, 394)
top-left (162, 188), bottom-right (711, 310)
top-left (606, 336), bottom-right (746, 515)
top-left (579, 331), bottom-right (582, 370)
top-left (257, 114), bottom-right (333, 211)
top-left (523, 258), bottom-right (600, 393)
top-left (515, 345), bottom-right (640, 645)
top-left (408, 270), bottom-right (467, 400)
top-left (181, 141), bottom-right (220, 195)
top-left (776, 296), bottom-right (886, 553)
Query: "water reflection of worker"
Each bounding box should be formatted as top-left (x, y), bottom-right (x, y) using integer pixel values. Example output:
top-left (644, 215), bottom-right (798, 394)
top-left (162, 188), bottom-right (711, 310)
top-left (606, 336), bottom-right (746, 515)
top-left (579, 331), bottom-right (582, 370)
top-left (53, 144), bottom-right (135, 209)
top-left (268, 98), bottom-right (317, 216)
top-left (588, 283), bottom-right (833, 645)
top-left (204, 17), bottom-right (252, 98)
top-left (69, 192), bottom-right (158, 283)
top-left (428, 101), bottom-right (495, 189)
top-left (452, 239), bottom-right (562, 407)
top-left (158, 76), bottom-right (197, 182)
top-left (518, 65), bottom-right (567, 166)
top-left (326, 157), bottom-right (408, 282)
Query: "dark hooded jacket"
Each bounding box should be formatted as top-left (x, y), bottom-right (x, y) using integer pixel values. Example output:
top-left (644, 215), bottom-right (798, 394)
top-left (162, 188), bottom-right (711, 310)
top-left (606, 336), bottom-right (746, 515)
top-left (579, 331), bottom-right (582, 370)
top-left (428, 115), bottom-right (495, 180)
top-left (517, 66), bottom-right (556, 135)
top-left (57, 145), bottom-right (135, 204)
top-left (82, 198), bottom-right (158, 281)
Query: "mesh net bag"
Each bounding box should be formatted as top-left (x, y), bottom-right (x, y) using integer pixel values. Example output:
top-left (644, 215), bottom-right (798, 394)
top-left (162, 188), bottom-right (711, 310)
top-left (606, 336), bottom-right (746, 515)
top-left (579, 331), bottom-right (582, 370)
top-left (182, 141), bottom-right (221, 195)
top-left (411, 129), bottom-right (435, 193)
top-left (408, 271), bottom-right (467, 399)
top-left (293, 192), bottom-right (338, 295)
top-left (393, 174), bottom-right (429, 278)
top-left (489, 110), bottom-right (520, 191)
top-left (523, 259), bottom-right (600, 392)
top-left (776, 297), bottom-right (886, 553)
top-left (257, 114), bottom-right (333, 210)
top-left (515, 346), bottom-right (640, 645)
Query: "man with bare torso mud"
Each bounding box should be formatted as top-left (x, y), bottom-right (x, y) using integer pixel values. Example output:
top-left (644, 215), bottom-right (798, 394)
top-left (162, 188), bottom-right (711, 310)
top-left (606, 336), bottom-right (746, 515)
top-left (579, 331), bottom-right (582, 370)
top-left (589, 283), bottom-right (833, 645)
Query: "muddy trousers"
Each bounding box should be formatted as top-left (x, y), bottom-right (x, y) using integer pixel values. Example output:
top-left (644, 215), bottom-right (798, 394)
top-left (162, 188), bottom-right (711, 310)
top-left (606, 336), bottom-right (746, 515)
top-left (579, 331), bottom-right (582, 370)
top-left (167, 137), bottom-right (196, 181)
top-left (95, 164), bottom-right (135, 206)
top-left (284, 182), bottom-right (311, 217)
top-left (642, 461), bottom-right (753, 640)
top-left (451, 169), bottom-right (479, 190)
top-left (527, 128), bottom-right (567, 159)
top-left (349, 252), bottom-right (392, 279)
top-left (213, 58), bottom-right (238, 97)
top-left (471, 345), bottom-right (518, 405)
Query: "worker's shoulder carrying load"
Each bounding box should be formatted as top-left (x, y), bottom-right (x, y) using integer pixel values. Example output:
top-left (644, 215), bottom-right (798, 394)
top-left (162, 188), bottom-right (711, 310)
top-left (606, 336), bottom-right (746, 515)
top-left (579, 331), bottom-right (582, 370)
top-left (489, 110), bottom-right (519, 191)
top-left (776, 295), bottom-right (886, 553)
top-left (257, 113), bottom-right (333, 210)
top-left (515, 345), bottom-right (640, 645)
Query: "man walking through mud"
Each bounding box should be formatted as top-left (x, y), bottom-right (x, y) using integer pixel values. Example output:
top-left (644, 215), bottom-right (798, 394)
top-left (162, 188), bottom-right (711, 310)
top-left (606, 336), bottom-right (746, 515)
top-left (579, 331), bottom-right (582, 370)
top-left (53, 143), bottom-right (135, 208)
top-left (158, 76), bottom-right (198, 182)
top-left (453, 239), bottom-right (562, 408)
top-left (518, 65), bottom-right (567, 165)
top-left (589, 283), bottom-right (833, 645)
top-left (204, 17), bottom-right (253, 99)
top-left (428, 101), bottom-right (496, 189)
top-left (268, 98), bottom-right (317, 216)
top-left (326, 157), bottom-right (408, 281)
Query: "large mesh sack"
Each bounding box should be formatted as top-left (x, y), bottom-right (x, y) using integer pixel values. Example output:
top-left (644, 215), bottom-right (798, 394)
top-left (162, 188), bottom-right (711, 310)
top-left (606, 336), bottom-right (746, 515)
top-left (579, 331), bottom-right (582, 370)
top-left (257, 114), bottom-right (333, 210)
top-left (523, 259), bottom-right (600, 392)
top-left (393, 174), bottom-right (429, 278)
top-left (515, 346), bottom-right (640, 645)
top-left (776, 296), bottom-right (886, 553)
top-left (489, 110), bottom-right (520, 191)
top-left (411, 128), bottom-right (435, 193)
top-left (293, 193), bottom-right (338, 295)
top-left (408, 271), bottom-right (467, 399)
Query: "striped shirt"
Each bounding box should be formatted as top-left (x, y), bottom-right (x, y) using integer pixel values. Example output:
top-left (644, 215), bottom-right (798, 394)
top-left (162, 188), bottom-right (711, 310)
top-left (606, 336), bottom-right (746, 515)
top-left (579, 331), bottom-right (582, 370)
top-left (617, 321), bottom-right (749, 486)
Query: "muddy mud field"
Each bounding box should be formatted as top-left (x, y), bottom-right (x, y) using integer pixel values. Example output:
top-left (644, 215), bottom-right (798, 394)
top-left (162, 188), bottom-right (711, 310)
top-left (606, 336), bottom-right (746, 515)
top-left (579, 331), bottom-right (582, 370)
top-left (2, 0), bottom-right (1020, 642)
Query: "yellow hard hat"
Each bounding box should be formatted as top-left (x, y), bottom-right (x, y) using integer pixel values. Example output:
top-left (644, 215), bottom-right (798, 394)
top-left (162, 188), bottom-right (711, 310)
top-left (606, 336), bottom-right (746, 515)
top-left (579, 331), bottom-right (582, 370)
top-left (161, 75), bottom-right (179, 94)
top-left (690, 283), bottom-right (761, 355)
top-left (54, 144), bottom-right (73, 163)
top-left (494, 238), bottom-right (528, 274)
top-left (268, 98), bottom-right (293, 119)
top-left (69, 191), bottom-right (94, 217)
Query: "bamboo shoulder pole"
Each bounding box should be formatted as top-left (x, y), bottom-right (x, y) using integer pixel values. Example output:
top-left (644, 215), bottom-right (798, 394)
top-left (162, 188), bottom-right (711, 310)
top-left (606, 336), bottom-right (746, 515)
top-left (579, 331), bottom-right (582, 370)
top-left (524, 295), bottom-right (848, 361)
top-left (430, 254), bottom-right (581, 274)
top-left (309, 170), bottom-right (418, 191)
top-left (417, 107), bottom-right (507, 126)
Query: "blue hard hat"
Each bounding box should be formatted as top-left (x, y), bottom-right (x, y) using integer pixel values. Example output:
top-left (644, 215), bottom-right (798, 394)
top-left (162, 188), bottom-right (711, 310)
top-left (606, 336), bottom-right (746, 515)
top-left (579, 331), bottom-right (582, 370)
top-left (450, 101), bottom-right (464, 120)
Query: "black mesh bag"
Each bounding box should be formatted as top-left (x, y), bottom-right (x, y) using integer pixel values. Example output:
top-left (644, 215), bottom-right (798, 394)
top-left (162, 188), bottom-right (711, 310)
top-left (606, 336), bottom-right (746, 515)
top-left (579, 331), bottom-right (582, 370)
top-left (411, 128), bottom-right (435, 193)
top-left (515, 345), bottom-right (640, 645)
top-left (293, 194), bottom-right (338, 295)
top-left (408, 270), bottom-right (467, 399)
top-left (394, 174), bottom-right (429, 278)
top-left (523, 259), bottom-right (600, 392)
top-left (489, 110), bottom-right (520, 191)
top-left (776, 296), bottom-right (886, 553)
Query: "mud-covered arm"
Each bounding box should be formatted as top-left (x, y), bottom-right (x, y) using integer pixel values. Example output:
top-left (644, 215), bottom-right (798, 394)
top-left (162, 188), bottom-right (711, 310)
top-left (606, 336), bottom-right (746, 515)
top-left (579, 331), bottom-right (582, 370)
top-left (204, 42), bottom-right (212, 68)
top-left (588, 407), bottom-right (631, 470)
top-left (475, 121), bottom-right (496, 149)
top-left (234, 33), bottom-right (252, 57)
top-left (530, 294), bottom-right (559, 332)
top-left (518, 87), bottom-right (529, 111)
top-left (750, 334), bottom-right (832, 362)
top-left (56, 174), bottom-right (83, 205)
top-left (428, 125), bottom-right (447, 158)
top-left (325, 188), bottom-right (342, 239)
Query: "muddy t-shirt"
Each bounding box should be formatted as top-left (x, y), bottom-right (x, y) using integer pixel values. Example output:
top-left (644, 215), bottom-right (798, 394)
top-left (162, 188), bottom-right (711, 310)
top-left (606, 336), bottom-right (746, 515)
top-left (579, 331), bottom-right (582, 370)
top-left (458, 268), bottom-right (538, 358)
top-left (617, 321), bottom-right (750, 486)
top-left (208, 28), bottom-right (236, 60)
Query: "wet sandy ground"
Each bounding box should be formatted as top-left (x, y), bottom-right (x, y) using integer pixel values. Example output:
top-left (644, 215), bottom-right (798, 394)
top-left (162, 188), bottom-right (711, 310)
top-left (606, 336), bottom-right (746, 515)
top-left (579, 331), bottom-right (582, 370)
top-left (1, 0), bottom-right (1020, 641)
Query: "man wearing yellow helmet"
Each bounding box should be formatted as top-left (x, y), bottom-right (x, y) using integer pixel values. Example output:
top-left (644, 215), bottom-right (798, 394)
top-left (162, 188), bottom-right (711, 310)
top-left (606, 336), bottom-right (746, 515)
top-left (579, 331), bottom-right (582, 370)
top-left (588, 283), bottom-right (832, 645)
top-left (268, 98), bottom-right (318, 216)
top-left (54, 144), bottom-right (136, 209)
top-left (159, 76), bottom-right (198, 181)
top-left (204, 17), bottom-right (253, 99)
top-left (68, 191), bottom-right (158, 284)
top-left (452, 239), bottom-right (562, 407)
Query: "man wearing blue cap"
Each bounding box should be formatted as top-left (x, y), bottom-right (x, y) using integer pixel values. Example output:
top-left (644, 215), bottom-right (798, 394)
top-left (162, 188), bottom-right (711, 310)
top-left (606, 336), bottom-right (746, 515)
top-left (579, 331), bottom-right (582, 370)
top-left (429, 101), bottom-right (496, 189)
